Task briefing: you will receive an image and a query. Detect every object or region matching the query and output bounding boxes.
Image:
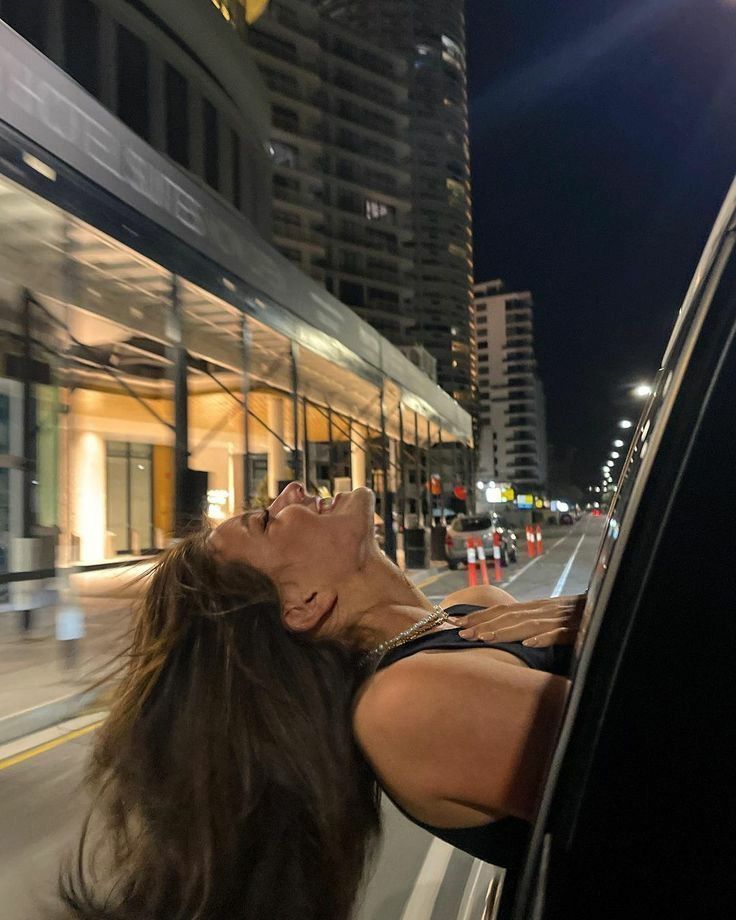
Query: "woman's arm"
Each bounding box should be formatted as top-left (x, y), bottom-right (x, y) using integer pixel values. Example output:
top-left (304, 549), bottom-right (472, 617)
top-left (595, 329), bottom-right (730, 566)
top-left (354, 651), bottom-right (569, 825)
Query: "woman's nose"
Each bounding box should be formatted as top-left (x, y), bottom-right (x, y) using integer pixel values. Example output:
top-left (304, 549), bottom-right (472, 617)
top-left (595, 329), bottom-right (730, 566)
top-left (269, 481), bottom-right (305, 513)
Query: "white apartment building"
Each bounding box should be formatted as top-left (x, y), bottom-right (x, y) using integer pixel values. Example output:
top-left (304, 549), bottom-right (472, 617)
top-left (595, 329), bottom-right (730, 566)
top-left (473, 280), bottom-right (548, 491)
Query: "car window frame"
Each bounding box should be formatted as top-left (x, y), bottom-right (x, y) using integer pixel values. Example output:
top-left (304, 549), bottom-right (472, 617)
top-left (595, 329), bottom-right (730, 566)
top-left (510, 176), bottom-right (736, 920)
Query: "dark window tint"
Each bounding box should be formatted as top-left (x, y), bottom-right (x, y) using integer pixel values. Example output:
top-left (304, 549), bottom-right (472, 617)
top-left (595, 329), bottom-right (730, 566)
top-left (63, 0), bottom-right (99, 96)
top-left (117, 25), bottom-right (149, 140)
top-left (2, 0), bottom-right (47, 52)
top-left (165, 63), bottom-right (189, 167)
top-left (202, 98), bottom-right (219, 190)
top-left (231, 129), bottom-right (241, 209)
top-left (454, 516), bottom-right (493, 532)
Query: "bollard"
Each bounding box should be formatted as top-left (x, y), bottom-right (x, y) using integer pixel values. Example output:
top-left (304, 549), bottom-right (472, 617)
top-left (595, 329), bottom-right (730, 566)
top-left (466, 538), bottom-right (478, 586)
top-left (526, 525), bottom-right (536, 557)
top-left (492, 532), bottom-right (503, 582)
top-left (476, 539), bottom-right (490, 586)
top-left (536, 524), bottom-right (544, 555)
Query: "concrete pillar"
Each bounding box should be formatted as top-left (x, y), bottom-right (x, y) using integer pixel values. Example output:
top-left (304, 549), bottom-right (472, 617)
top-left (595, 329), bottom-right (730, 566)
top-left (267, 395), bottom-right (291, 499)
top-left (72, 431), bottom-right (106, 563)
top-left (388, 436), bottom-right (398, 493)
top-left (351, 422), bottom-right (367, 488)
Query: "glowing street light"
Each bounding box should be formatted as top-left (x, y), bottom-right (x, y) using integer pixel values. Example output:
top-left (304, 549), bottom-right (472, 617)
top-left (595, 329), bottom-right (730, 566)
top-left (613, 439), bottom-right (624, 448)
top-left (618, 419), bottom-right (633, 429)
top-left (610, 451), bottom-right (620, 459)
top-left (606, 460), bottom-right (614, 467)
top-left (633, 383), bottom-right (652, 398)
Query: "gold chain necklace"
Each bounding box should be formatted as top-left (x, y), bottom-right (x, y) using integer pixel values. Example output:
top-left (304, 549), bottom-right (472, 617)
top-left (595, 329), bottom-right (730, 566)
top-left (362, 604), bottom-right (449, 664)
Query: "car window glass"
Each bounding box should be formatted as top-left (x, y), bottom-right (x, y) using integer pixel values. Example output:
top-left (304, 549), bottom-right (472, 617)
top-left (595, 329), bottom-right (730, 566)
top-left (575, 187), bottom-right (736, 657)
top-left (456, 516), bottom-right (493, 531)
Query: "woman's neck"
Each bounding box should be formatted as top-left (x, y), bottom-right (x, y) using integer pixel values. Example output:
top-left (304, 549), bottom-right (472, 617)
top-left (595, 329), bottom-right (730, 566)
top-left (332, 548), bottom-right (451, 651)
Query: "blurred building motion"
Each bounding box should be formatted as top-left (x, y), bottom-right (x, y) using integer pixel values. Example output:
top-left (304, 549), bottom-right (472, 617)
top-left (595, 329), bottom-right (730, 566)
top-left (473, 280), bottom-right (548, 493)
top-left (0, 0), bottom-right (473, 599)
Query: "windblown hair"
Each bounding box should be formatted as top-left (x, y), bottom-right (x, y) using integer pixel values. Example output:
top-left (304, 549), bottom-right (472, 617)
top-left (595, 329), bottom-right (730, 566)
top-left (59, 530), bottom-right (381, 920)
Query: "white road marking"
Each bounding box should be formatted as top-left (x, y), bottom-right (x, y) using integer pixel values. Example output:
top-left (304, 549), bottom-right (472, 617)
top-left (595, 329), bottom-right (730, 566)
top-left (456, 859), bottom-right (500, 920)
top-left (502, 532), bottom-right (573, 588)
top-left (551, 533), bottom-right (586, 597)
top-left (399, 837), bottom-right (454, 920)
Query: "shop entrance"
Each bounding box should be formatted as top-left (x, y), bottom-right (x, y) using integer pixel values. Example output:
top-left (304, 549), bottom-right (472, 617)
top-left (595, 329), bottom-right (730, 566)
top-left (106, 442), bottom-right (154, 554)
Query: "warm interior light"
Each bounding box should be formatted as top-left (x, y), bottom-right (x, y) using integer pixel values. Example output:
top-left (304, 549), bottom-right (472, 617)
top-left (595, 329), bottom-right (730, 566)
top-left (242, 0), bottom-right (271, 24)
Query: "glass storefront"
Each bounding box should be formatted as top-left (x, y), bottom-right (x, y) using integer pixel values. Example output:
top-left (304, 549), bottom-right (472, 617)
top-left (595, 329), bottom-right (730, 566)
top-left (0, 141), bottom-right (469, 580)
top-left (106, 442), bottom-right (154, 555)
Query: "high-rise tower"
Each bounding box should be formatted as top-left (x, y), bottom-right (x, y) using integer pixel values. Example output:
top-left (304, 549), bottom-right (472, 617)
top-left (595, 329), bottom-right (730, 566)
top-left (316, 1), bottom-right (475, 418)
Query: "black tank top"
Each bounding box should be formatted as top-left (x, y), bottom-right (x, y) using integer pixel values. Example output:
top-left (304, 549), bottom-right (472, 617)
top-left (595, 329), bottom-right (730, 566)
top-left (374, 604), bottom-right (572, 884)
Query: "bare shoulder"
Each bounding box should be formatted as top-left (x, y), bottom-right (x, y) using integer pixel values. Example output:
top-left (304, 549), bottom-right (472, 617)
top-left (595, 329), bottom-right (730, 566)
top-left (441, 584), bottom-right (517, 609)
top-left (354, 651), bottom-right (570, 823)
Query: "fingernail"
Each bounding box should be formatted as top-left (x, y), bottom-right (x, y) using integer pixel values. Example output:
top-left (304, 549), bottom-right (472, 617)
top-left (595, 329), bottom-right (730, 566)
top-left (448, 616), bottom-right (465, 625)
top-left (458, 628), bottom-right (476, 639)
top-left (522, 637), bottom-right (537, 647)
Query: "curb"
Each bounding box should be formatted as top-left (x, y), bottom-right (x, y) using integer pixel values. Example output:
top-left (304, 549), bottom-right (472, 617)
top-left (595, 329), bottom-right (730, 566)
top-left (405, 562), bottom-right (449, 584)
top-left (0, 685), bottom-right (110, 746)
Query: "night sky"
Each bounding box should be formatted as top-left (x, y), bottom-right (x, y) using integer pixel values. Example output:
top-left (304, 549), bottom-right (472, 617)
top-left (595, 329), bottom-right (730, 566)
top-left (466, 0), bottom-right (736, 489)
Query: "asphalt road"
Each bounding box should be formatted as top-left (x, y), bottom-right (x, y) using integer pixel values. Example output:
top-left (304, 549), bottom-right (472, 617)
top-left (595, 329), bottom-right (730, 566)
top-left (0, 515), bottom-right (604, 920)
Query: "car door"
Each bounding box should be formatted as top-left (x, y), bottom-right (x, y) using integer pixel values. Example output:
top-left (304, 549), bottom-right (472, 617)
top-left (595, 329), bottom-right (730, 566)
top-left (505, 178), bottom-right (736, 920)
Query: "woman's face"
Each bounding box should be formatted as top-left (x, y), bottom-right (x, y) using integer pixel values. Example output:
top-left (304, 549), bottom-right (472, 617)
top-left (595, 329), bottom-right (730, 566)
top-left (210, 482), bottom-right (377, 601)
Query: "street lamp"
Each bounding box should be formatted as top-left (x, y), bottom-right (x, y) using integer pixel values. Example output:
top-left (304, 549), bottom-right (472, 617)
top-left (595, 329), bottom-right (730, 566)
top-left (618, 419), bottom-right (633, 429)
top-left (613, 439), bottom-right (624, 448)
top-left (632, 383), bottom-right (652, 398)
top-left (610, 451), bottom-right (620, 459)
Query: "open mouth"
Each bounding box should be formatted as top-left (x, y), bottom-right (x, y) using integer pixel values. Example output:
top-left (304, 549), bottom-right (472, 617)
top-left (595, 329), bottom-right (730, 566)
top-left (316, 493), bottom-right (341, 514)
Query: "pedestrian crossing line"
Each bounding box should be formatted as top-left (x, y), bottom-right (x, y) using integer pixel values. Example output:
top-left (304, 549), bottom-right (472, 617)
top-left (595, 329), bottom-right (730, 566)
top-left (0, 720), bottom-right (102, 772)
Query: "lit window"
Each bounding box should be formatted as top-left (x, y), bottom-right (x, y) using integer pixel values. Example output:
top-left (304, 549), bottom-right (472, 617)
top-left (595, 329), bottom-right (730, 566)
top-left (271, 140), bottom-right (298, 168)
top-left (447, 178), bottom-right (465, 209)
top-left (441, 34), bottom-right (463, 69)
top-left (365, 199), bottom-right (392, 221)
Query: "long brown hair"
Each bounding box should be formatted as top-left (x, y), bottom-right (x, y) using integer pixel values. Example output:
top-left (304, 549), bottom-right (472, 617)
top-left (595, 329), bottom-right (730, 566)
top-left (59, 530), bottom-right (381, 920)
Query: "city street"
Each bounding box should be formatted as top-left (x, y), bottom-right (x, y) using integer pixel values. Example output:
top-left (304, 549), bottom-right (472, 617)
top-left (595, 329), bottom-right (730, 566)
top-left (0, 515), bottom-right (604, 920)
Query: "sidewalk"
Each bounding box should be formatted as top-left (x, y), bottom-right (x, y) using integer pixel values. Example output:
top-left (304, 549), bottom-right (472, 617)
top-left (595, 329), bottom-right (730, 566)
top-left (0, 555), bottom-right (447, 745)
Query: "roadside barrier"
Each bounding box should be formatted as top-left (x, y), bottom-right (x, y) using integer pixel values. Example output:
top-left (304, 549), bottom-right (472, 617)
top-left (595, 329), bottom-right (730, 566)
top-left (526, 526), bottom-right (536, 557)
top-left (466, 538), bottom-right (478, 586)
top-left (536, 524), bottom-right (544, 554)
top-left (476, 539), bottom-right (490, 585)
top-left (492, 533), bottom-right (503, 582)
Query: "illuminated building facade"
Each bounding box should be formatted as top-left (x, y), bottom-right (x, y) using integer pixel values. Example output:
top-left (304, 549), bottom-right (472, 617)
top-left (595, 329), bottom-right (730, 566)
top-left (473, 280), bottom-right (548, 491)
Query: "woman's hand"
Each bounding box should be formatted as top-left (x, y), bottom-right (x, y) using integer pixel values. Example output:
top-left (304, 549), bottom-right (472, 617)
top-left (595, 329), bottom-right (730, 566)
top-left (448, 594), bottom-right (586, 647)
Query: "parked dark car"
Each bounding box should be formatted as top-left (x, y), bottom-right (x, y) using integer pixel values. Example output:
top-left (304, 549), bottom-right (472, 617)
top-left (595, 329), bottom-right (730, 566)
top-left (496, 180), bottom-right (736, 920)
top-left (444, 513), bottom-right (517, 570)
